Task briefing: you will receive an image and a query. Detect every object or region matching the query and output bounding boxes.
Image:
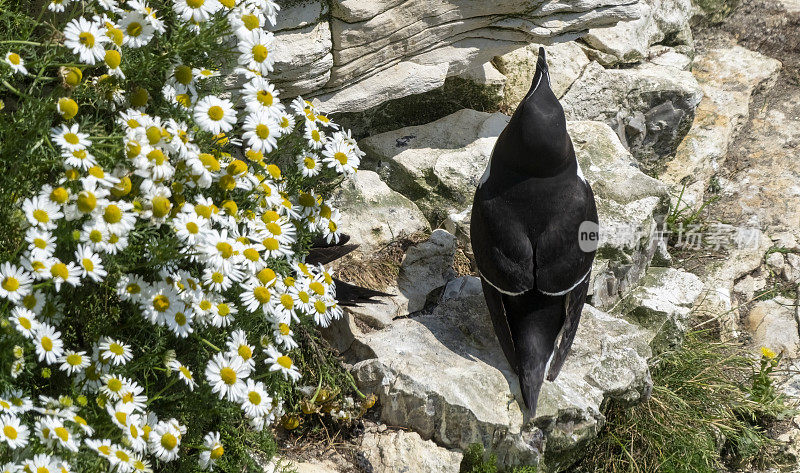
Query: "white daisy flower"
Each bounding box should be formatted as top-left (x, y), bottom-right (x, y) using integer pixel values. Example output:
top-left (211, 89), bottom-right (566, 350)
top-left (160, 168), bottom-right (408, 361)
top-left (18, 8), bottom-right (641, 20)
top-left (209, 300), bottom-right (237, 328)
top-left (238, 277), bottom-right (273, 313)
top-left (74, 244), bottom-right (107, 282)
top-left (10, 307), bottom-right (38, 339)
top-left (226, 329), bottom-right (255, 368)
top-left (297, 152), bottom-right (321, 177)
top-left (0, 414), bottom-right (29, 449)
top-left (96, 200), bottom-right (136, 234)
top-left (59, 350), bottom-right (90, 375)
top-left (322, 135), bottom-right (359, 175)
top-left (240, 76), bottom-right (281, 115)
top-left (117, 274), bottom-right (147, 302)
top-left (242, 110), bottom-right (279, 153)
top-left (48, 0), bottom-right (74, 12)
top-left (98, 337), bottom-right (133, 366)
top-left (168, 359), bottom-right (197, 391)
top-left (63, 18), bottom-right (107, 64)
top-left (198, 431), bottom-right (224, 470)
top-left (240, 379), bottom-right (271, 419)
top-left (173, 0), bottom-right (221, 22)
top-left (22, 196), bottom-right (63, 230)
top-left (148, 420), bottom-right (182, 462)
top-left (62, 147), bottom-right (98, 171)
top-left (304, 121), bottom-right (325, 150)
top-left (194, 95), bottom-right (237, 134)
top-left (45, 259), bottom-right (81, 292)
top-left (119, 11), bottom-right (155, 48)
top-left (274, 322), bottom-right (298, 350)
top-left (165, 305), bottom-right (193, 338)
top-left (265, 345), bottom-right (301, 382)
top-left (0, 263), bottom-right (33, 303)
top-left (139, 283), bottom-right (180, 325)
top-left (4, 52), bottom-right (27, 75)
top-left (276, 112), bottom-right (296, 135)
top-left (34, 323), bottom-right (64, 365)
top-left (45, 416), bottom-right (78, 452)
top-left (205, 352), bottom-right (250, 402)
top-left (51, 124), bottom-right (91, 153)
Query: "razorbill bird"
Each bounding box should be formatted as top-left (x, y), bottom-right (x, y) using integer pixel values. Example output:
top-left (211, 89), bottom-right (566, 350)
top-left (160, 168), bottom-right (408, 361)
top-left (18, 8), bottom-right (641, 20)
top-left (470, 47), bottom-right (599, 415)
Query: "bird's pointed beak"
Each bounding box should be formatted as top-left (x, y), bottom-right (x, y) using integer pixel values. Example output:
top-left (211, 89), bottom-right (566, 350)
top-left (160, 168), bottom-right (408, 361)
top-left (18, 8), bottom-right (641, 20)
top-left (522, 47), bottom-right (550, 102)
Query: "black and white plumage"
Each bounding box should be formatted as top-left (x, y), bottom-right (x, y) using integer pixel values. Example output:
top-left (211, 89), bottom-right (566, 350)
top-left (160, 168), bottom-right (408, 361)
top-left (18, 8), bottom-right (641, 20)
top-left (470, 47), bottom-right (598, 415)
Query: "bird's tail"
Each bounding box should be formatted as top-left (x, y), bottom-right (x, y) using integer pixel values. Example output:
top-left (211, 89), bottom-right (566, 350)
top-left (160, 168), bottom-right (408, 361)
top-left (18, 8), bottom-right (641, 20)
top-left (503, 290), bottom-right (565, 416)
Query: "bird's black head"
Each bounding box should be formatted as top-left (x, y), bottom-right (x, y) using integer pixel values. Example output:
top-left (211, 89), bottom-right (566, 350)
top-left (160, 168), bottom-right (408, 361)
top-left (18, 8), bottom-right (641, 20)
top-left (494, 47), bottom-right (572, 178)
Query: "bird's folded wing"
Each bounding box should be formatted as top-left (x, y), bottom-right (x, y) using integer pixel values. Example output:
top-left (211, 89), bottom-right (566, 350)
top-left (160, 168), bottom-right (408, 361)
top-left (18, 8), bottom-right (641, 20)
top-left (480, 278), bottom-right (518, 373)
top-left (546, 274), bottom-right (589, 381)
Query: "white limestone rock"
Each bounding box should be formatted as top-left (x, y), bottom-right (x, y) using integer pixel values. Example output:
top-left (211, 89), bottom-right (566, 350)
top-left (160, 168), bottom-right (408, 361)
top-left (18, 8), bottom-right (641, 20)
top-left (330, 170), bottom-right (430, 252)
top-left (616, 267), bottom-right (704, 353)
top-left (360, 427), bottom-right (463, 473)
top-left (661, 46), bottom-right (783, 209)
top-left (352, 275), bottom-right (652, 470)
top-left (561, 61), bottom-right (703, 168)
top-left (746, 297), bottom-right (800, 358)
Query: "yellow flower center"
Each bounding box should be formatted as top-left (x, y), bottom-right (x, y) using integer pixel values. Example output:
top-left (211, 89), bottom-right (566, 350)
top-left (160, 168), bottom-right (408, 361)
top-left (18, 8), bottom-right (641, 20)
top-left (77, 191), bottom-right (97, 213)
top-left (185, 221), bottom-right (199, 234)
top-left (334, 152), bottom-right (348, 165)
top-left (82, 258), bottom-right (94, 272)
top-left (227, 159), bottom-right (247, 176)
top-left (255, 124), bottom-right (271, 140)
top-left (104, 49), bottom-right (121, 69)
top-left (207, 105), bottom-right (224, 121)
top-left (211, 445), bottom-right (224, 459)
top-left (41, 336), bottom-right (53, 351)
top-left (243, 248), bottom-right (260, 262)
top-left (174, 64), bottom-right (193, 84)
top-left (280, 294), bottom-right (293, 309)
top-left (64, 132), bottom-right (80, 144)
top-left (2, 277), bottom-right (19, 292)
top-left (298, 291), bottom-right (310, 303)
top-left (161, 432), bottom-right (177, 450)
top-left (179, 366), bottom-right (192, 379)
top-left (200, 300), bottom-right (212, 311)
top-left (298, 193), bottom-right (315, 208)
top-left (242, 14), bottom-right (259, 30)
top-left (277, 355), bottom-right (292, 369)
top-left (66, 353), bottom-right (82, 366)
top-left (51, 262), bottom-right (69, 280)
top-left (248, 391), bottom-right (261, 405)
top-left (116, 449), bottom-right (130, 462)
top-left (147, 149), bottom-right (166, 165)
top-left (33, 209), bottom-right (49, 223)
top-left (151, 196), bottom-right (171, 218)
top-left (219, 367), bottom-right (236, 385)
top-left (104, 204), bottom-right (122, 223)
top-left (58, 98), bottom-right (79, 120)
top-left (253, 286), bottom-right (271, 303)
top-left (175, 312), bottom-right (187, 326)
top-left (18, 317), bottom-right (32, 330)
top-left (108, 378), bottom-right (123, 392)
top-left (50, 187), bottom-right (68, 203)
top-left (215, 241), bottom-right (233, 259)
top-left (314, 300), bottom-right (327, 314)
top-left (219, 174), bottom-right (236, 191)
top-left (79, 32), bottom-right (95, 47)
top-left (54, 426), bottom-right (69, 441)
top-left (7, 53), bottom-right (20, 65)
top-left (146, 126), bottom-right (162, 145)
top-left (266, 222), bottom-right (282, 235)
top-left (252, 43), bottom-right (269, 63)
top-left (3, 425), bottom-right (18, 439)
top-left (109, 343), bottom-right (124, 355)
top-left (22, 294), bottom-right (37, 309)
top-left (279, 323), bottom-right (291, 336)
top-left (153, 294), bottom-right (170, 312)
top-left (238, 345), bottom-right (252, 360)
top-left (263, 237), bottom-right (279, 251)
top-left (311, 130), bottom-right (320, 142)
top-left (107, 27), bottom-right (124, 46)
top-left (90, 229), bottom-right (103, 243)
top-left (257, 90), bottom-right (273, 106)
top-left (309, 282), bottom-right (325, 295)
top-left (126, 22), bottom-right (143, 37)
top-left (217, 303), bottom-right (230, 316)
top-left (304, 157), bottom-right (316, 169)
top-left (257, 268), bottom-right (276, 285)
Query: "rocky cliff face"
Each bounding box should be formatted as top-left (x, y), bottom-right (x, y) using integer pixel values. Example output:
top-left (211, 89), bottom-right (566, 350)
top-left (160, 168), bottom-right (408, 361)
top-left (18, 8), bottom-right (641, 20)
top-left (271, 0), bottom-right (642, 113)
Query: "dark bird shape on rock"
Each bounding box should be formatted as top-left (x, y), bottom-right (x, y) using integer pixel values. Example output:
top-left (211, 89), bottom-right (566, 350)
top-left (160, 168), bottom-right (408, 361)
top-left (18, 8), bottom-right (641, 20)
top-left (306, 234), bottom-right (393, 307)
top-left (470, 47), bottom-right (599, 416)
